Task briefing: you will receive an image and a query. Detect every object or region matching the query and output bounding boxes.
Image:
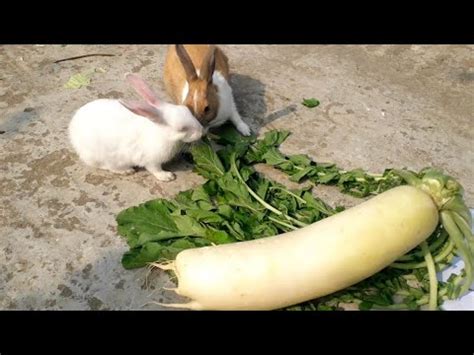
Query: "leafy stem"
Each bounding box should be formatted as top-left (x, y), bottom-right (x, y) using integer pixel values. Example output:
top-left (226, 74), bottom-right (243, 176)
top-left (441, 211), bottom-right (473, 296)
top-left (268, 186), bottom-right (307, 204)
top-left (396, 228), bottom-right (448, 261)
top-left (268, 216), bottom-right (299, 231)
top-left (390, 239), bottom-right (454, 269)
top-left (230, 152), bottom-right (308, 228)
top-left (420, 241), bottom-right (438, 310)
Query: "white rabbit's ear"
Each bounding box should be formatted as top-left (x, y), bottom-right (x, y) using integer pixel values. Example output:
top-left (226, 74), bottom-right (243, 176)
top-left (125, 73), bottom-right (160, 106)
top-left (175, 45), bottom-right (198, 82)
top-left (200, 45), bottom-right (216, 84)
top-left (119, 100), bottom-right (167, 125)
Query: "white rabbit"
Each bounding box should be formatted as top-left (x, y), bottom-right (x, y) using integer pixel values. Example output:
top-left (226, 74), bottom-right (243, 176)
top-left (68, 73), bottom-right (203, 182)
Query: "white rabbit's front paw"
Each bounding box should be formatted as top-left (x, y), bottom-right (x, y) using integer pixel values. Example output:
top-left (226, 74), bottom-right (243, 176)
top-left (154, 171), bottom-right (176, 182)
top-left (236, 121), bottom-right (252, 136)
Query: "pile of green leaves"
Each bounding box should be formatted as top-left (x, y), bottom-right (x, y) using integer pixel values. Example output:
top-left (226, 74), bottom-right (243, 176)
top-left (117, 128), bottom-right (340, 269)
top-left (116, 126), bottom-right (472, 310)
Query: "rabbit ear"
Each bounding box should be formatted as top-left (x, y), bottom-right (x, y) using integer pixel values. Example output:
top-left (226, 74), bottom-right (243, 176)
top-left (200, 45), bottom-right (216, 84)
top-left (125, 73), bottom-right (160, 106)
top-left (119, 100), bottom-right (167, 125)
top-left (175, 45), bottom-right (198, 82)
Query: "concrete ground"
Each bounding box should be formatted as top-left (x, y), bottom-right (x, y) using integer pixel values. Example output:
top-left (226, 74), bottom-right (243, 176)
top-left (0, 45), bottom-right (472, 310)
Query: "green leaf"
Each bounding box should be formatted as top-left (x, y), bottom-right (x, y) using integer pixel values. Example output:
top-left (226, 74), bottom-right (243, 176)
top-left (121, 238), bottom-right (211, 269)
top-left (302, 192), bottom-right (336, 216)
top-left (240, 165), bottom-right (254, 182)
top-left (254, 178), bottom-right (270, 200)
top-left (160, 239), bottom-right (204, 260)
top-left (231, 222), bottom-right (247, 240)
top-left (269, 188), bottom-right (298, 213)
top-left (186, 209), bottom-right (224, 224)
top-left (262, 148), bottom-right (289, 166)
top-left (217, 204), bottom-right (233, 219)
top-left (205, 228), bottom-right (236, 244)
top-left (358, 301), bottom-right (373, 310)
top-left (217, 173), bottom-right (251, 200)
top-left (116, 199), bottom-right (181, 248)
top-left (191, 186), bottom-right (211, 203)
top-left (302, 98), bottom-right (320, 108)
top-left (222, 221), bottom-right (247, 241)
top-left (64, 72), bottom-right (93, 89)
top-left (174, 189), bottom-right (198, 209)
top-left (317, 304), bottom-right (336, 311)
top-left (173, 215), bottom-right (207, 237)
top-left (191, 186), bottom-right (214, 210)
top-left (288, 154), bottom-right (313, 167)
top-left (122, 243), bottom-right (165, 269)
top-left (262, 130), bottom-right (291, 147)
top-left (202, 180), bottom-right (219, 196)
top-left (293, 208), bottom-right (320, 224)
top-left (289, 167), bottom-right (314, 182)
top-left (316, 172), bottom-right (340, 184)
top-left (253, 223), bottom-right (279, 238)
top-left (218, 142), bottom-right (250, 171)
top-left (169, 238), bottom-right (200, 250)
top-left (211, 124), bottom-right (256, 145)
top-left (190, 141), bottom-right (226, 179)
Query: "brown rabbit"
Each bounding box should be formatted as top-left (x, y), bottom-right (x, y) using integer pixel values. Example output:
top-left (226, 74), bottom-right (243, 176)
top-left (163, 44), bottom-right (251, 136)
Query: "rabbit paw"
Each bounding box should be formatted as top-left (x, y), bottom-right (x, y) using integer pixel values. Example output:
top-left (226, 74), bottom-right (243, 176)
top-left (154, 171), bottom-right (176, 182)
top-left (236, 121), bottom-right (252, 136)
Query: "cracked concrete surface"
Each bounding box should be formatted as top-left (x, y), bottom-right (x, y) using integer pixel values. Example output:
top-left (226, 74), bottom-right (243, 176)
top-left (0, 45), bottom-right (473, 310)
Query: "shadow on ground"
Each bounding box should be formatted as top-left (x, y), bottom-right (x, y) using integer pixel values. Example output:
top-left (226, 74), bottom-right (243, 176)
top-left (230, 73), bottom-right (296, 134)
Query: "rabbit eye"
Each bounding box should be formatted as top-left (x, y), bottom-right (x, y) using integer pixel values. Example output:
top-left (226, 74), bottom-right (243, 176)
top-left (204, 106), bottom-right (210, 113)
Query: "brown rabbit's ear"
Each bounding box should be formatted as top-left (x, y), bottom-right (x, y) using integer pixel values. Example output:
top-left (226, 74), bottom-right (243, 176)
top-left (119, 100), bottom-right (167, 126)
top-left (200, 45), bottom-right (216, 84)
top-left (125, 73), bottom-right (160, 106)
top-left (175, 45), bottom-right (198, 82)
